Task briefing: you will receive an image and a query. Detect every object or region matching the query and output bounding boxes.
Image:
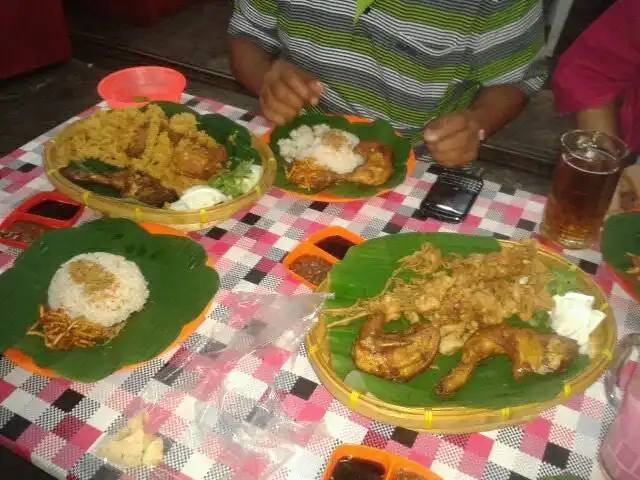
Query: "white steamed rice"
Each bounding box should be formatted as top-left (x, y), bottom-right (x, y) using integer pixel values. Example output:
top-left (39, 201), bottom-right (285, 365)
top-left (277, 124), bottom-right (364, 175)
top-left (48, 252), bottom-right (149, 327)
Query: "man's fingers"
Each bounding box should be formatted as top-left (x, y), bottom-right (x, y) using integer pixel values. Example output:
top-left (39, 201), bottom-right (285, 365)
top-left (270, 82), bottom-right (305, 111)
top-left (424, 114), bottom-right (469, 142)
top-left (308, 80), bottom-right (324, 95)
top-left (261, 94), bottom-right (297, 125)
top-left (283, 73), bottom-right (311, 101)
top-left (434, 150), bottom-right (476, 167)
top-left (260, 60), bottom-right (325, 125)
top-left (428, 130), bottom-right (469, 156)
top-left (430, 137), bottom-right (478, 166)
top-left (284, 75), bottom-right (324, 106)
top-left (264, 87), bottom-right (301, 117)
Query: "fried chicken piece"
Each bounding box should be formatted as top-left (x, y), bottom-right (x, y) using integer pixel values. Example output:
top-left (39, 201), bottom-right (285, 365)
top-left (344, 141), bottom-right (393, 186)
top-left (172, 141), bottom-right (226, 181)
top-left (60, 167), bottom-right (178, 207)
top-left (352, 312), bottom-right (440, 382)
top-left (439, 323), bottom-right (475, 356)
top-left (127, 117), bottom-right (226, 181)
top-left (435, 326), bottom-right (578, 398)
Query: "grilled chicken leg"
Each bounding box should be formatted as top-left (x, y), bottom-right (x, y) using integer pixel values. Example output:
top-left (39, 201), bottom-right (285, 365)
top-left (435, 325), bottom-right (578, 398)
top-left (352, 312), bottom-right (440, 382)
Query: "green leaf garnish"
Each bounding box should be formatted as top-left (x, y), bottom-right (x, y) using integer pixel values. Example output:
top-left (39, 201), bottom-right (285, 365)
top-left (208, 160), bottom-right (255, 198)
top-left (547, 265), bottom-right (583, 296)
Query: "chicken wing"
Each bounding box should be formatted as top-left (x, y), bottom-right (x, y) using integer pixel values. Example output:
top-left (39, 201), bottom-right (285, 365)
top-left (435, 326), bottom-right (578, 398)
top-left (352, 312), bottom-right (440, 382)
top-left (345, 141), bottom-right (393, 186)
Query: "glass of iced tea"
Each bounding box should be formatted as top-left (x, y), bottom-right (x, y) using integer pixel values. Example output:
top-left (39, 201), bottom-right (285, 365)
top-left (540, 130), bottom-right (629, 249)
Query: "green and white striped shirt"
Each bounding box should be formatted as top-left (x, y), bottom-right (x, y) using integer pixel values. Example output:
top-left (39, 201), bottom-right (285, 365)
top-left (229, 0), bottom-right (547, 141)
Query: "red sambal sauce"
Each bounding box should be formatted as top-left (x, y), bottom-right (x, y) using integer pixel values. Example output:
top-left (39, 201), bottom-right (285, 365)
top-left (289, 254), bottom-right (333, 286)
top-left (0, 220), bottom-right (52, 245)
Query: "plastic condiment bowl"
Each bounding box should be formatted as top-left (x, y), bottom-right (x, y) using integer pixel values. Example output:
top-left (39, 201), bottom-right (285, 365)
top-left (97, 66), bottom-right (186, 109)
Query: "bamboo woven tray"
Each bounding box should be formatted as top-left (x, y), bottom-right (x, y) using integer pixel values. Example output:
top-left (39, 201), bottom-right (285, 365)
top-left (44, 118), bottom-right (277, 232)
top-left (306, 240), bottom-right (617, 433)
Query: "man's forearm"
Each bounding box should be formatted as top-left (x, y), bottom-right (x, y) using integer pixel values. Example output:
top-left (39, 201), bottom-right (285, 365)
top-left (468, 85), bottom-right (527, 137)
top-left (229, 36), bottom-right (274, 96)
top-left (575, 102), bottom-right (618, 138)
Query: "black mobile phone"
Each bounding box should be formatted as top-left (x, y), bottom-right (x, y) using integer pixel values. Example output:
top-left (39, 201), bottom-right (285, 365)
top-left (417, 167), bottom-right (484, 223)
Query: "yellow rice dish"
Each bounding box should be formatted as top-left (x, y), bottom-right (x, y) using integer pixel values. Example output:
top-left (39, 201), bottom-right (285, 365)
top-left (55, 105), bottom-right (225, 195)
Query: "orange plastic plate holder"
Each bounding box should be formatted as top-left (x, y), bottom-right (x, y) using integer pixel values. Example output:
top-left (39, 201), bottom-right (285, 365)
top-left (321, 444), bottom-right (442, 480)
top-left (282, 242), bottom-right (338, 290)
top-left (282, 226), bottom-right (364, 289)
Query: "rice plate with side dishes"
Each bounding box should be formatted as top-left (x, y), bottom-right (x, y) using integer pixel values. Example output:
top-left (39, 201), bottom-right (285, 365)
top-left (52, 102), bottom-right (265, 211)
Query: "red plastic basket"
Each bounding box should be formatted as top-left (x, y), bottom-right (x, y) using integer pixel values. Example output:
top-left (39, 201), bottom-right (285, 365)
top-left (97, 66), bottom-right (186, 109)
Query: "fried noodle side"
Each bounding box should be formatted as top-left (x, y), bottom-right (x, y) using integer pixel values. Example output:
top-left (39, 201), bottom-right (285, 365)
top-left (324, 241), bottom-right (554, 357)
top-left (27, 306), bottom-right (126, 351)
top-left (285, 157), bottom-right (337, 191)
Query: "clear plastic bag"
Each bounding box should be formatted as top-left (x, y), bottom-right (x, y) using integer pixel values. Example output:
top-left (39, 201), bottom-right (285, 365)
top-left (94, 292), bottom-right (332, 479)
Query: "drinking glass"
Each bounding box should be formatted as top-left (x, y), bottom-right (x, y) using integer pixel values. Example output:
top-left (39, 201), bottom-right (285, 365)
top-left (540, 130), bottom-right (629, 249)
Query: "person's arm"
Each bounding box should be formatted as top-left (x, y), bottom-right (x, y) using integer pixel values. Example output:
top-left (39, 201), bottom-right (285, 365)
top-left (469, 0), bottom-right (548, 137)
top-left (423, 0), bottom-right (546, 166)
top-left (552, 0), bottom-right (640, 136)
top-left (229, 37), bottom-right (274, 96)
top-left (468, 85), bottom-right (526, 138)
top-left (227, 0), bottom-right (281, 95)
top-left (575, 102), bottom-right (618, 138)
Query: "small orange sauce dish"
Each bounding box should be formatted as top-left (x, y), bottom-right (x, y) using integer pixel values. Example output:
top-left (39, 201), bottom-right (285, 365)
top-left (322, 444), bottom-right (441, 480)
top-left (282, 226), bottom-right (364, 289)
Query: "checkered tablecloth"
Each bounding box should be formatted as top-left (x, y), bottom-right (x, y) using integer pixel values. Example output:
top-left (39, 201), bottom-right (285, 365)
top-left (0, 94), bottom-right (638, 480)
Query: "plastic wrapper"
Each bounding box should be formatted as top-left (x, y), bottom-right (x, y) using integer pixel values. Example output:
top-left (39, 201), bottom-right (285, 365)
top-left (93, 292), bottom-right (332, 479)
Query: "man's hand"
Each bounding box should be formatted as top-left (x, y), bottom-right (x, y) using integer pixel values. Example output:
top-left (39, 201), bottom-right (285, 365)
top-left (260, 60), bottom-right (323, 125)
top-left (423, 110), bottom-right (484, 167)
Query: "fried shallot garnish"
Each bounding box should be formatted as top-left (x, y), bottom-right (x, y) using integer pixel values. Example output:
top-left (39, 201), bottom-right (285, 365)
top-left (27, 306), bottom-right (125, 351)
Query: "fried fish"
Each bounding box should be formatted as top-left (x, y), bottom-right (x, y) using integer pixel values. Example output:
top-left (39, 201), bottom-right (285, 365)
top-left (60, 167), bottom-right (178, 207)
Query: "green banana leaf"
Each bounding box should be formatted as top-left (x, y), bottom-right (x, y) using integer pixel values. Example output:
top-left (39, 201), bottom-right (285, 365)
top-left (0, 218), bottom-right (219, 382)
top-left (269, 114), bottom-right (411, 198)
top-left (601, 212), bottom-right (640, 296)
top-left (64, 101), bottom-right (259, 199)
top-left (65, 158), bottom-right (124, 199)
top-left (325, 233), bottom-right (590, 409)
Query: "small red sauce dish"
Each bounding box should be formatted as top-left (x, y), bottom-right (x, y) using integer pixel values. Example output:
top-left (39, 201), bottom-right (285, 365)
top-left (322, 444), bottom-right (441, 480)
top-left (282, 226), bottom-right (364, 289)
top-left (0, 192), bottom-right (84, 249)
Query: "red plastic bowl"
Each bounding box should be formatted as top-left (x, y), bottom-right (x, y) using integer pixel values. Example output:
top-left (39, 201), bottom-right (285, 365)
top-left (97, 66), bottom-right (186, 109)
